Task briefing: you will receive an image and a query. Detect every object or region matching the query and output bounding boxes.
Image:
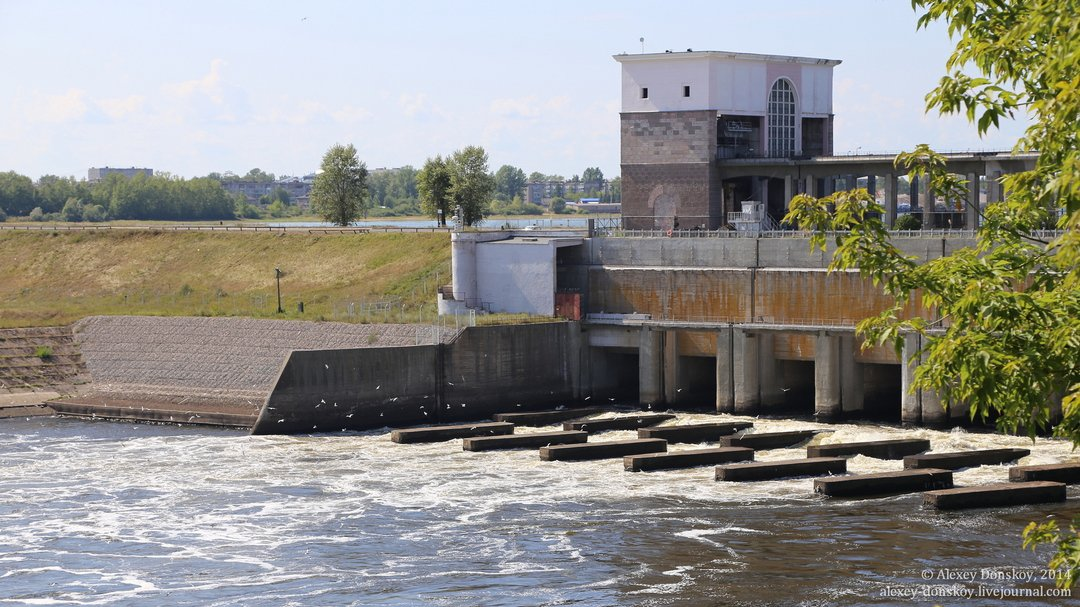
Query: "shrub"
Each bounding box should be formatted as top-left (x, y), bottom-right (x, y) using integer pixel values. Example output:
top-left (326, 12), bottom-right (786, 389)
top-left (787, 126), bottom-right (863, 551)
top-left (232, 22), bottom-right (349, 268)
top-left (894, 213), bottom-right (922, 230)
top-left (82, 204), bottom-right (108, 222)
top-left (34, 346), bottom-right (53, 359)
top-left (28, 207), bottom-right (45, 221)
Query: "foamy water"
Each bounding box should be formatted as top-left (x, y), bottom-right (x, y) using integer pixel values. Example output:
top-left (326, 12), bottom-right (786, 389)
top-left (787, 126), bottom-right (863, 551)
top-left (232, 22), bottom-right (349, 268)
top-left (1, 413), bottom-right (1077, 606)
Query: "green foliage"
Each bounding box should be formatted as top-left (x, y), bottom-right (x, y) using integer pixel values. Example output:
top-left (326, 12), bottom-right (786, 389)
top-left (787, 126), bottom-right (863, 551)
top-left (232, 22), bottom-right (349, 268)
top-left (311, 143), bottom-right (369, 226)
top-left (28, 207), bottom-right (45, 222)
top-left (34, 346), bottom-right (52, 359)
top-left (1024, 517), bottom-right (1080, 589)
top-left (785, 0), bottom-right (1080, 586)
top-left (178, 284), bottom-right (194, 297)
top-left (490, 195), bottom-right (543, 216)
top-left (494, 165), bottom-right (527, 201)
top-left (550, 197), bottom-right (567, 214)
top-left (368, 166), bottom-right (420, 217)
top-left (582, 166), bottom-right (604, 185)
top-left (418, 156), bottom-right (452, 226)
top-left (447, 146), bottom-right (495, 227)
top-left (61, 198), bottom-right (84, 222)
top-left (893, 213), bottom-right (922, 230)
top-left (0, 207), bottom-right (6, 222)
top-left (0, 171), bottom-right (37, 216)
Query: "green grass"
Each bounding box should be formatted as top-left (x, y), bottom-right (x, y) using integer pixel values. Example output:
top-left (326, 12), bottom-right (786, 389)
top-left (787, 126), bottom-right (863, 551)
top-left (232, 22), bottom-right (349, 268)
top-left (0, 230), bottom-right (451, 328)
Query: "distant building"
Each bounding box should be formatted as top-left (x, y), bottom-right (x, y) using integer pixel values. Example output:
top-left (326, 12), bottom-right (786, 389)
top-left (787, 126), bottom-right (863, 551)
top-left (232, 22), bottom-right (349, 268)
top-left (87, 166), bottom-right (153, 183)
top-left (523, 179), bottom-right (615, 206)
top-left (221, 174), bottom-right (315, 208)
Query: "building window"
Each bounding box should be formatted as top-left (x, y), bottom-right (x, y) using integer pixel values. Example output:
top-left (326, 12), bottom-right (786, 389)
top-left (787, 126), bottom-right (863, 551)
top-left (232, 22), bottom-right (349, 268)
top-left (683, 85), bottom-right (691, 97)
top-left (767, 78), bottom-right (797, 158)
top-left (641, 87), bottom-right (649, 99)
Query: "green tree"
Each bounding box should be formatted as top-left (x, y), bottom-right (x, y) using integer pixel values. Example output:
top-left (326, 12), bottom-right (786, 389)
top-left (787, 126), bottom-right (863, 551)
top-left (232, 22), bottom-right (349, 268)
top-left (311, 143), bottom-right (369, 226)
top-left (528, 171), bottom-right (546, 183)
top-left (494, 165), bottom-right (527, 201)
top-left (60, 197), bottom-right (84, 222)
top-left (417, 156), bottom-right (452, 226)
top-left (243, 168), bottom-right (275, 183)
top-left (447, 146), bottom-right (495, 227)
top-left (786, 0), bottom-right (1080, 587)
top-left (0, 171), bottom-right (36, 216)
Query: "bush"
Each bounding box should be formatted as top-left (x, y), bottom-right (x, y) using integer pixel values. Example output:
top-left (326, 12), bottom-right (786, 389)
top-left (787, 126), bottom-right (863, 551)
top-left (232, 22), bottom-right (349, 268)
top-left (82, 204), bottom-right (108, 222)
top-left (34, 346), bottom-right (53, 359)
top-left (29, 207), bottom-right (45, 221)
top-left (0, 207), bottom-right (6, 222)
top-left (894, 213), bottom-right (922, 230)
top-left (61, 198), bottom-right (84, 222)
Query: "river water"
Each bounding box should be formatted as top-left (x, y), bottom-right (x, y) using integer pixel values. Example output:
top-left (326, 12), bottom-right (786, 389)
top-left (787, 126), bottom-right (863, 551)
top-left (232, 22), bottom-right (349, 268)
top-left (1, 413), bottom-right (1077, 606)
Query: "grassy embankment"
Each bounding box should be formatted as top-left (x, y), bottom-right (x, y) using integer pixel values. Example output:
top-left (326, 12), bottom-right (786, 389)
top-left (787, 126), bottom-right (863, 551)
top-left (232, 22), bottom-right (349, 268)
top-left (0, 230), bottom-right (452, 328)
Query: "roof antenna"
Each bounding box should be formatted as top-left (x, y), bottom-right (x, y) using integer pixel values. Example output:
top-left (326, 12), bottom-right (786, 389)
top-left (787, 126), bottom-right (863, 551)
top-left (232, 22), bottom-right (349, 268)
top-left (640, 37), bottom-right (645, 54)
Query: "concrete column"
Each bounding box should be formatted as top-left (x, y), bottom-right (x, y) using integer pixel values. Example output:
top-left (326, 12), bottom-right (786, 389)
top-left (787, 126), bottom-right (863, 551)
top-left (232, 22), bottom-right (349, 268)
top-left (866, 175), bottom-right (877, 198)
top-left (910, 175), bottom-right (920, 213)
top-left (920, 342), bottom-right (948, 426)
top-left (759, 334), bottom-right (782, 408)
top-left (901, 332), bottom-right (921, 424)
top-left (965, 173), bottom-right (981, 230)
top-left (840, 335), bottom-right (864, 414)
top-left (663, 331), bottom-right (679, 404)
top-left (783, 175), bottom-right (794, 210)
top-left (716, 327), bottom-right (734, 413)
top-left (823, 177), bottom-right (836, 196)
top-left (814, 332), bottom-right (842, 420)
top-left (922, 186), bottom-right (935, 229)
top-left (639, 327), bottom-right (663, 406)
top-left (884, 173), bottom-right (899, 228)
top-left (733, 329), bottom-right (760, 414)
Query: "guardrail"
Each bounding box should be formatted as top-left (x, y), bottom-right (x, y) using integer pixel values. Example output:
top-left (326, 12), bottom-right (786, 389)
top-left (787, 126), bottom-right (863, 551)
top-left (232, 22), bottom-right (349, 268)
top-left (0, 224), bottom-right (452, 234)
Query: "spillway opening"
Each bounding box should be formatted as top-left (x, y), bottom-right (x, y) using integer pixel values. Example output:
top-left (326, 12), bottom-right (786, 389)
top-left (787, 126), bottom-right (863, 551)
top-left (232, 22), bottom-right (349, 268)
top-left (672, 355), bottom-right (716, 411)
top-left (775, 360), bottom-right (815, 414)
top-left (588, 349), bottom-right (639, 403)
top-left (861, 363), bottom-right (902, 423)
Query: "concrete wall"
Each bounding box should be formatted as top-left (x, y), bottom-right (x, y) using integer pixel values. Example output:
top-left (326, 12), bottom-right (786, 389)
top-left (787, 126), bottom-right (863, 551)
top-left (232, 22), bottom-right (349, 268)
top-left (252, 322), bottom-right (581, 435)
top-left (476, 240), bottom-right (557, 314)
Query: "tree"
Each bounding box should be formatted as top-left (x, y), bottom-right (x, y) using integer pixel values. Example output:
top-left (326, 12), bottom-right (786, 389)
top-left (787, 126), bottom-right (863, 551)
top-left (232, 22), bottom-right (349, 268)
top-left (528, 171), bottom-right (546, 183)
top-left (0, 171), bottom-right (36, 216)
top-left (494, 165), bottom-right (527, 201)
top-left (243, 168), bottom-right (275, 183)
top-left (785, 0), bottom-right (1080, 587)
top-left (60, 197), bottom-right (84, 222)
top-left (417, 156), bottom-right (452, 226)
top-left (582, 167), bottom-right (604, 185)
top-left (447, 146), bottom-right (495, 227)
top-left (311, 144), bottom-right (369, 226)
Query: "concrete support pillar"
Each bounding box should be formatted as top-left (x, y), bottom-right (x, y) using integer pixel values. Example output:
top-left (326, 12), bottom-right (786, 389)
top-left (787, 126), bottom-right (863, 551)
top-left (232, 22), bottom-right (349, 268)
top-left (715, 327), bottom-right (734, 413)
top-left (965, 173), bottom-right (981, 230)
top-left (987, 169), bottom-right (1003, 203)
top-left (901, 332), bottom-right (921, 425)
top-left (814, 332), bottom-right (842, 420)
top-left (824, 177), bottom-right (836, 197)
top-left (866, 175), bottom-right (877, 198)
top-left (910, 175), bottom-right (920, 213)
top-left (884, 173), bottom-right (899, 228)
top-left (639, 327), bottom-right (663, 406)
top-left (923, 186), bottom-right (936, 229)
top-left (840, 335), bottom-right (864, 414)
top-left (919, 343), bottom-right (948, 426)
top-left (800, 176), bottom-right (813, 196)
top-left (663, 331), bottom-right (679, 405)
top-left (759, 334), bottom-right (782, 408)
top-left (733, 329), bottom-right (760, 415)
top-left (783, 175), bottom-right (795, 210)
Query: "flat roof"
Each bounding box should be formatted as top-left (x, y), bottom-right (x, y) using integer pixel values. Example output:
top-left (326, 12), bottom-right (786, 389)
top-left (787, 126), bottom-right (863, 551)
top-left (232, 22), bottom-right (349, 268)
top-left (613, 50), bottom-right (840, 67)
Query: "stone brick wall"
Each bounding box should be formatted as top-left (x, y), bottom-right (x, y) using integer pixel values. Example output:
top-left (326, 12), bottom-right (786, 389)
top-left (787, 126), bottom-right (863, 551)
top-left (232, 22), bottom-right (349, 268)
top-left (620, 111), bottom-right (717, 164)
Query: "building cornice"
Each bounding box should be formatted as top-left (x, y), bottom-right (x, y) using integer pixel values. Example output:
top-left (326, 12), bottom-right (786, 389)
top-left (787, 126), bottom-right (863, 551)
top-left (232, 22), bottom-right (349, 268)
top-left (613, 50), bottom-right (841, 67)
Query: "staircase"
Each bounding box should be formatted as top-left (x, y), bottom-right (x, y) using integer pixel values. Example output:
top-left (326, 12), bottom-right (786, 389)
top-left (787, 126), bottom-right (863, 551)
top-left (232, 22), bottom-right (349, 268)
top-left (0, 326), bottom-right (89, 395)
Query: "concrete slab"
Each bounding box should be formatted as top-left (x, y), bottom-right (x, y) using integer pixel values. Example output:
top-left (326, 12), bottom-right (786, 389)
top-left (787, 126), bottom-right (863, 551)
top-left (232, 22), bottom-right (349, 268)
top-left (0, 391), bottom-right (61, 406)
top-left (904, 448), bottom-right (1030, 470)
top-left (637, 422), bottom-right (754, 443)
top-left (815, 468), bottom-right (954, 498)
top-left (493, 407), bottom-right (604, 426)
top-left (625, 447), bottom-right (753, 472)
top-left (391, 422), bottom-right (514, 444)
top-left (463, 430), bottom-right (587, 451)
top-left (563, 414), bottom-right (677, 433)
top-left (1009, 463), bottom-right (1080, 484)
top-left (720, 430), bottom-right (822, 450)
top-left (540, 438), bottom-right (667, 462)
top-left (924, 481), bottom-right (1066, 510)
top-left (716, 457), bottom-right (847, 481)
top-left (808, 438), bottom-right (931, 460)
top-left (0, 403), bottom-right (56, 419)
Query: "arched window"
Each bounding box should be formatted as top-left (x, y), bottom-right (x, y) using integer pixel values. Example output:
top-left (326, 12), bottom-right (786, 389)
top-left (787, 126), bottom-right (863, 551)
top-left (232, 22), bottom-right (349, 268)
top-left (768, 79), bottom-right (797, 158)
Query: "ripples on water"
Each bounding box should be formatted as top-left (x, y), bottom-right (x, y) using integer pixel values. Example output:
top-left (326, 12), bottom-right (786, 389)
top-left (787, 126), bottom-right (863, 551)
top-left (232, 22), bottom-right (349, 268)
top-left (1, 414), bottom-right (1077, 606)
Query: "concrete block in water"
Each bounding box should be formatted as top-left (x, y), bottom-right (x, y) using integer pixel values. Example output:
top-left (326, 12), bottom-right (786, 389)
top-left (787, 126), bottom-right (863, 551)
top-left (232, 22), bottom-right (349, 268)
top-left (720, 430), bottom-right (821, 450)
top-left (625, 447), bottom-right (753, 472)
top-left (493, 407), bottom-right (603, 426)
top-left (716, 457), bottom-right (846, 481)
top-left (815, 468), bottom-right (953, 497)
top-left (904, 448), bottom-right (1030, 470)
top-left (808, 438), bottom-right (930, 460)
top-left (563, 414), bottom-right (676, 433)
top-left (391, 421), bottom-right (514, 444)
top-left (1009, 463), bottom-right (1080, 484)
top-left (924, 481), bottom-right (1066, 510)
top-left (637, 422), bottom-right (753, 444)
top-left (540, 438), bottom-right (667, 461)
top-left (463, 430), bottom-right (587, 451)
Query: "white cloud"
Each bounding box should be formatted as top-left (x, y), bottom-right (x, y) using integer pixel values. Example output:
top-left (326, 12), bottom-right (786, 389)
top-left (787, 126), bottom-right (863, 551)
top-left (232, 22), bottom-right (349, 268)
top-left (21, 89), bottom-right (89, 123)
top-left (96, 95), bottom-right (146, 120)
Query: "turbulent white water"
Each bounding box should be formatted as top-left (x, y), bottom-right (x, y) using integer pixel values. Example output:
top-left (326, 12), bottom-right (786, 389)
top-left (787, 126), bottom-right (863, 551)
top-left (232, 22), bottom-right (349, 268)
top-left (1, 413), bottom-right (1077, 606)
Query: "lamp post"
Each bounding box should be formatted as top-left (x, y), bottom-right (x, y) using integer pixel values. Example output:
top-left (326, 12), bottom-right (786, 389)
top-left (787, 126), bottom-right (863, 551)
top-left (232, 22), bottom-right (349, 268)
top-left (275, 267), bottom-right (283, 313)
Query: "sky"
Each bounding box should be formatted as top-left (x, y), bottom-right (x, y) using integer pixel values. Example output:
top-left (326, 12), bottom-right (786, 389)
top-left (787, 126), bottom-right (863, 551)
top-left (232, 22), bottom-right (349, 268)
top-left (1, 0), bottom-right (1031, 181)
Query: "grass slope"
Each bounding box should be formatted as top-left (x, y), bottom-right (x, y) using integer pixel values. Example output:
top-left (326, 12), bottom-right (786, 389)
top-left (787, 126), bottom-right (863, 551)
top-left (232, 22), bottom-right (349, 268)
top-left (0, 231), bottom-right (450, 328)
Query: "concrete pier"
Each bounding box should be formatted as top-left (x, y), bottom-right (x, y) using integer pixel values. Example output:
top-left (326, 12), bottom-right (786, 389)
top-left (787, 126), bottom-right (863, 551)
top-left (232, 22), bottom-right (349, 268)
top-left (639, 328), bottom-right (663, 405)
top-left (733, 330), bottom-right (759, 415)
top-left (637, 422), bottom-right (753, 443)
top-left (1009, 463), bottom-right (1080, 484)
top-left (924, 481), bottom-right (1067, 510)
top-left (807, 438), bottom-right (930, 460)
top-left (814, 332), bottom-right (841, 420)
top-left (391, 422), bottom-right (514, 444)
top-left (814, 469), bottom-right (953, 497)
top-left (463, 430), bottom-right (587, 451)
top-left (625, 447), bottom-right (753, 472)
top-left (493, 408), bottom-right (603, 426)
top-left (540, 438), bottom-right (667, 462)
top-left (716, 457), bottom-right (846, 481)
top-left (715, 326), bottom-right (734, 413)
top-left (720, 430), bottom-right (821, 450)
top-left (904, 448), bottom-right (1030, 470)
top-left (564, 413), bottom-right (676, 433)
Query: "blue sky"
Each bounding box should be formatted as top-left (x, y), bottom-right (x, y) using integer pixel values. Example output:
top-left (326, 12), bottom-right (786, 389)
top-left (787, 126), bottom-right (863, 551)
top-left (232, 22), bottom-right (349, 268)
top-left (1, 0), bottom-right (1029, 181)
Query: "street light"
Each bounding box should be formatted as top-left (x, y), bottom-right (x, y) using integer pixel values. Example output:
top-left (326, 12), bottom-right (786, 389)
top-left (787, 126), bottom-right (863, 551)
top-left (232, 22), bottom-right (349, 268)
top-left (275, 267), bottom-right (283, 313)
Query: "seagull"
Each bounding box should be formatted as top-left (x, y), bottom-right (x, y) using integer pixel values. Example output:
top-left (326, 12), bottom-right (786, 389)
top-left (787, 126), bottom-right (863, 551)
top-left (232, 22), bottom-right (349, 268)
top-left (346, 413), bottom-right (354, 418)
